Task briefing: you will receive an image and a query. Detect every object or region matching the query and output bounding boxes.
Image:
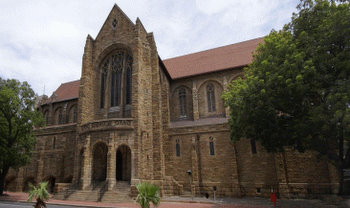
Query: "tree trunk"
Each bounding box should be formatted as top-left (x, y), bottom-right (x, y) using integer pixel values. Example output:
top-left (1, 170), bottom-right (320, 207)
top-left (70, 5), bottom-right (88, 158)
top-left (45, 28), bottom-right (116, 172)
top-left (338, 123), bottom-right (344, 195)
top-left (338, 165), bottom-right (344, 195)
top-left (0, 166), bottom-right (9, 195)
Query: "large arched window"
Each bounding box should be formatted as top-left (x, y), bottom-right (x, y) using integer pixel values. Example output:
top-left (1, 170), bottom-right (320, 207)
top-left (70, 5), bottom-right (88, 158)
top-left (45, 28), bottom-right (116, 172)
top-left (206, 83), bottom-right (216, 112)
top-left (55, 108), bottom-right (63, 125)
top-left (69, 105), bottom-right (77, 123)
top-left (99, 50), bottom-right (133, 109)
top-left (178, 88), bottom-right (187, 117)
top-left (43, 110), bottom-right (49, 125)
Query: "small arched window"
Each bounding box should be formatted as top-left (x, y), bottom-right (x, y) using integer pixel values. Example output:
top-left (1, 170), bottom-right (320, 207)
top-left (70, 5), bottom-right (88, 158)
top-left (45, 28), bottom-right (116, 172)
top-left (207, 83), bottom-right (216, 112)
top-left (178, 88), bottom-right (187, 117)
top-left (175, 139), bottom-right (180, 157)
top-left (209, 136), bottom-right (215, 156)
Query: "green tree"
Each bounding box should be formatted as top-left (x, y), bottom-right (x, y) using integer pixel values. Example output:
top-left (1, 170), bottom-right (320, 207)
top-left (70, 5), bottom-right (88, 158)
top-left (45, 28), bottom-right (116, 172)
top-left (0, 78), bottom-right (44, 195)
top-left (136, 182), bottom-right (160, 208)
top-left (27, 182), bottom-right (50, 208)
top-left (223, 0), bottom-right (350, 194)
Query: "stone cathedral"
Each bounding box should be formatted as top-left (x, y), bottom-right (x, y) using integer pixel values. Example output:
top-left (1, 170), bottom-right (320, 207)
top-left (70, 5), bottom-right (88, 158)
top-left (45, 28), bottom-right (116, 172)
top-left (4, 5), bottom-right (339, 201)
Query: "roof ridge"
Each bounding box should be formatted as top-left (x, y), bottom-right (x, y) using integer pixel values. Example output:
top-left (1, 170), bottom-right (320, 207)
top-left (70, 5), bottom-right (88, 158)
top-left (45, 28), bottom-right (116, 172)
top-left (60, 79), bottom-right (80, 85)
top-left (164, 37), bottom-right (265, 61)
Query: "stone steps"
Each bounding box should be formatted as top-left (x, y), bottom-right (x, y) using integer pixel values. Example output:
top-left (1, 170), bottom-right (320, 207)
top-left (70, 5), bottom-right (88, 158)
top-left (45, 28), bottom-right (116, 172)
top-left (53, 181), bottom-right (132, 203)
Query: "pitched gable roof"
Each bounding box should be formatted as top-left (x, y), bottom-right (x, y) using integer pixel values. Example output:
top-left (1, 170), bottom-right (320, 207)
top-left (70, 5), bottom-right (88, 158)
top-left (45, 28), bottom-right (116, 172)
top-left (45, 80), bottom-right (80, 104)
top-left (163, 37), bottom-right (264, 79)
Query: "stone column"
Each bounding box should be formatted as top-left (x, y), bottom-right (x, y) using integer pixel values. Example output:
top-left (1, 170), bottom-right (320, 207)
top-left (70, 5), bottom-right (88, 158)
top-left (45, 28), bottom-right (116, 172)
top-left (36, 150), bottom-right (45, 183)
top-left (191, 137), bottom-right (199, 196)
top-left (72, 136), bottom-right (81, 185)
top-left (81, 134), bottom-right (92, 190)
top-left (223, 76), bottom-right (230, 117)
top-left (192, 81), bottom-right (199, 120)
top-left (107, 136), bottom-right (116, 190)
top-left (231, 145), bottom-right (241, 197)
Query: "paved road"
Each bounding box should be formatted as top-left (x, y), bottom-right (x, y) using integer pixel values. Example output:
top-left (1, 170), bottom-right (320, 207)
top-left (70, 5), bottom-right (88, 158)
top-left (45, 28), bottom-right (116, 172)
top-left (0, 201), bottom-right (86, 208)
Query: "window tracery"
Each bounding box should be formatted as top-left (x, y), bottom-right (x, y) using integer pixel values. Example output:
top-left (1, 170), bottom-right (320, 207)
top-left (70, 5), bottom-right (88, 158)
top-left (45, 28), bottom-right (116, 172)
top-left (99, 50), bottom-right (133, 111)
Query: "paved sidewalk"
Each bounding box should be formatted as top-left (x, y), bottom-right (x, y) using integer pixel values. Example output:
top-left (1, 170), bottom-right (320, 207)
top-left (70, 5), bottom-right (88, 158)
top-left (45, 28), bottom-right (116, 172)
top-left (1, 191), bottom-right (349, 208)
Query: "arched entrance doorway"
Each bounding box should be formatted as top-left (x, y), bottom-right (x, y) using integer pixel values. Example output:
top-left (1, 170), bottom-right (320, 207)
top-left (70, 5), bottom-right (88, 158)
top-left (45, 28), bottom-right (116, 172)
top-left (92, 142), bottom-right (108, 182)
top-left (43, 175), bottom-right (56, 193)
top-left (23, 177), bottom-right (36, 192)
top-left (116, 145), bottom-right (131, 182)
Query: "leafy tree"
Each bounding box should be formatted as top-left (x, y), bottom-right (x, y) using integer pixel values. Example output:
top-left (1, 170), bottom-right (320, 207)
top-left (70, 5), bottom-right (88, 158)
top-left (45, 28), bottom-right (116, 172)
top-left (27, 182), bottom-right (50, 208)
top-left (0, 78), bottom-right (44, 195)
top-left (223, 0), bottom-right (350, 194)
top-left (136, 182), bottom-right (160, 208)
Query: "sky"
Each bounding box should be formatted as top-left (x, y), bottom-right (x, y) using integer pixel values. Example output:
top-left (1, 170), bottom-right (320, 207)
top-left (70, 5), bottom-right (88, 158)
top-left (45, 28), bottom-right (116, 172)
top-left (0, 0), bottom-right (299, 96)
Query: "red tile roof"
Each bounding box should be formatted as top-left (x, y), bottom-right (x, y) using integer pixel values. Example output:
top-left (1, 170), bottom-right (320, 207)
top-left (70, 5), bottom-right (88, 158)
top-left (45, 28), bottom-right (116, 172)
top-left (43, 38), bottom-right (263, 103)
top-left (46, 80), bottom-right (80, 104)
top-left (163, 37), bottom-right (264, 79)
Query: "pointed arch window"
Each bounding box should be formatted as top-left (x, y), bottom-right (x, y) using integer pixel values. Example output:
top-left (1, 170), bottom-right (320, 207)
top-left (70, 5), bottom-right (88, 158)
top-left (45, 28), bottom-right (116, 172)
top-left (100, 50), bottom-right (133, 110)
top-left (207, 83), bottom-right (216, 112)
top-left (176, 139), bottom-right (180, 157)
top-left (178, 88), bottom-right (187, 117)
top-left (209, 136), bottom-right (215, 156)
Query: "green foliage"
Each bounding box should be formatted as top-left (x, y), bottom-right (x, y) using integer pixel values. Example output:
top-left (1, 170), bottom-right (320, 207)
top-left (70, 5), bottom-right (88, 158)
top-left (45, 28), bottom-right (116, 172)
top-left (136, 182), bottom-right (160, 208)
top-left (223, 0), bottom-right (350, 167)
top-left (27, 182), bottom-right (50, 203)
top-left (0, 78), bottom-right (44, 194)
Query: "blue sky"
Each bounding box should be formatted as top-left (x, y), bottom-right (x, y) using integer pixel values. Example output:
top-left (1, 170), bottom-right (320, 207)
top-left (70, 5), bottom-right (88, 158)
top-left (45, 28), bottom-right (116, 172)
top-left (0, 0), bottom-right (299, 95)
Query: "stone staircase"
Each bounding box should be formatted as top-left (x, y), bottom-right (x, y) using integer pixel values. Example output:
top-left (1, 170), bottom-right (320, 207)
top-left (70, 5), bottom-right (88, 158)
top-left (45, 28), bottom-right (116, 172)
top-left (54, 181), bottom-right (132, 203)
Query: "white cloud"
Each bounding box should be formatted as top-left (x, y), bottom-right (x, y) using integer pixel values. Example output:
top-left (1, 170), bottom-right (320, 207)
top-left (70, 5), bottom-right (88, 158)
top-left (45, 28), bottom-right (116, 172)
top-left (0, 0), bottom-right (299, 96)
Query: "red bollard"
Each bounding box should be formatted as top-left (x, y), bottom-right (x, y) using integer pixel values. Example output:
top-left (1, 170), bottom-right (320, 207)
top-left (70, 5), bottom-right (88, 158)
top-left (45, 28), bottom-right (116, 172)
top-left (270, 192), bottom-right (277, 207)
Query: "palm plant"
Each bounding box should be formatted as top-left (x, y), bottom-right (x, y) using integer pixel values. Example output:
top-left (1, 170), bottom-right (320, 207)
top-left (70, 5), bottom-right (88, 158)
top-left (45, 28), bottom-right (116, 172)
top-left (136, 182), bottom-right (160, 208)
top-left (27, 182), bottom-right (50, 208)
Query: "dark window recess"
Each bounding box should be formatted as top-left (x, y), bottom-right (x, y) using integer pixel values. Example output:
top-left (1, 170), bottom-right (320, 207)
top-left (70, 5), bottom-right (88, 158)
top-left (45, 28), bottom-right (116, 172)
top-left (111, 71), bottom-right (121, 107)
top-left (209, 137), bottom-right (215, 156)
top-left (53, 137), bottom-right (56, 149)
top-left (112, 18), bottom-right (118, 29)
top-left (111, 71), bottom-right (116, 106)
top-left (100, 73), bottom-right (105, 108)
top-left (251, 139), bottom-right (257, 154)
top-left (178, 88), bottom-right (187, 117)
top-left (207, 83), bottom-right (216, 112)
top-left (256, 188), bottom-right (261, 193)
top-left (176, 143), bottom-right (180, 157)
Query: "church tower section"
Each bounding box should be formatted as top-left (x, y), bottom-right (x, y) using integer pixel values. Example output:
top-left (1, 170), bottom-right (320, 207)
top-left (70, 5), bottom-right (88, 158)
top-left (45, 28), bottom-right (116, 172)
top-left (75, 4), bottom-right (176, 194)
